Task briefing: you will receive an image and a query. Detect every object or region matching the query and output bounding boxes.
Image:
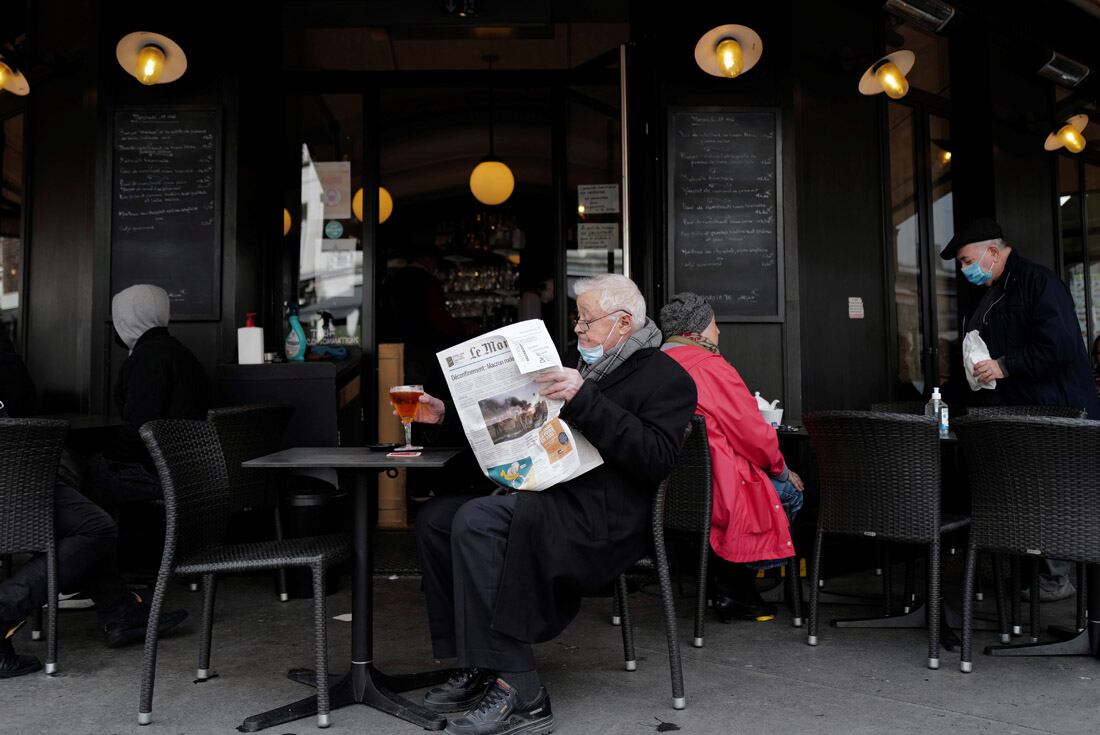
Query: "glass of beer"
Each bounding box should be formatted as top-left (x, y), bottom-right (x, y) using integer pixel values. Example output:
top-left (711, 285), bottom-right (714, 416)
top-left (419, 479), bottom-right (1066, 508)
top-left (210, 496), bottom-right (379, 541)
top-left (388, 384), bottom-right (425, 451)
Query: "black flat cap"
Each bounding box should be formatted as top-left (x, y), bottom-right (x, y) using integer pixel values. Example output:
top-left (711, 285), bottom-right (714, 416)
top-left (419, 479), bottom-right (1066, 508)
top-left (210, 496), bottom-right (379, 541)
top-left (940, 217), bottom-right (1003, 259)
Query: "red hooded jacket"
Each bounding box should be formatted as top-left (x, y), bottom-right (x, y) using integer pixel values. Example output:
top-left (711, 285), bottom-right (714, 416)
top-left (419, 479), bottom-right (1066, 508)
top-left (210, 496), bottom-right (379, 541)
top-left (664, 344), bottom-right (794, 563)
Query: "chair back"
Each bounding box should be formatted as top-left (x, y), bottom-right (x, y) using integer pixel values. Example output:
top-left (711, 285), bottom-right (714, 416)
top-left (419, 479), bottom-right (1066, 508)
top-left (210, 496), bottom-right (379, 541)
top-left (803, 411), bottom-right (941, 542)
top-left (662, 415), bottom-right (712, 534)
top-left (869, 401), bottom-right (927, 415)
top-left (966, 405), bottom-right (1086, 419)
top-left (140, 419), bottom-right (231, 561)
top-left (0, 419), bottom-right (68, 554)
top-left (207, 404), bottom-right (294, 513)
top-left (954, 415), bottom-right (1100, 562)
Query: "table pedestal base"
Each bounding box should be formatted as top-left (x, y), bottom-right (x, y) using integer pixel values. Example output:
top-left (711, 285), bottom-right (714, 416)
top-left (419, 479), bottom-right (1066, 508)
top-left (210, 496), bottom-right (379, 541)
top-left (237, 663), bottom-right (453, 732)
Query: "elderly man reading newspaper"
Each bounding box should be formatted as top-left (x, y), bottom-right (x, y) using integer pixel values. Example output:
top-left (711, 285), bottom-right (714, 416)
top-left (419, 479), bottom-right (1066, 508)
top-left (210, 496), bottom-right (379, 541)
top-left (407, 274), bottom-right (695, 735)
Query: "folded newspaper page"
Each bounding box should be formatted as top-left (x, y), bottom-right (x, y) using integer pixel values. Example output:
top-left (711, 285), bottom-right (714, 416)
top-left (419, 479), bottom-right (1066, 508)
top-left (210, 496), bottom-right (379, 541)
top-left (436, 320), bottom-right (603, 491)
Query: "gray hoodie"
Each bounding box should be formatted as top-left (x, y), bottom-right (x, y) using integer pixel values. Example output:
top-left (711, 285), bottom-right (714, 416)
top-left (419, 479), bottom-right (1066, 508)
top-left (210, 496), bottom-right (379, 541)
top-left (112, 284), bottom-right (170, 352)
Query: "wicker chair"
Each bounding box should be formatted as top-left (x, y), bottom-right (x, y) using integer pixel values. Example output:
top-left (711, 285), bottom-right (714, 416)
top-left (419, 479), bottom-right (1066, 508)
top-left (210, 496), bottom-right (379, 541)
top-left (0, 419), bottom-right (67, 675)
top-left (955, 415), bottom-right (1100, 672)
top-left (869, 401), bottom-right (927, 415)
top-left (966, 405), bottom-right (1087, 419)
top-left (614, 416), bottom-right (803, 709)
top-left (803, 411), bottom-right (969, 669)
top-left (136, 419), bottom-right (350, 728)
top-left (207, 404), bottom-right (295, 601)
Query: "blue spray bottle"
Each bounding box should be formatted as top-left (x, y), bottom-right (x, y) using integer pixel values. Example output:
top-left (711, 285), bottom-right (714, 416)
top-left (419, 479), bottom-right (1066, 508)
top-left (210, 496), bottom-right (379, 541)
top-left (285, 301), bottom-right (307, 361)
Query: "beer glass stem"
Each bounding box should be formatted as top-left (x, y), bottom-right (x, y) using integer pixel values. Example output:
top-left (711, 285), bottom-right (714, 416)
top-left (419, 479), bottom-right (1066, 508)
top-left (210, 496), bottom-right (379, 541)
top-left (403, 421), bottom-right (413, 449)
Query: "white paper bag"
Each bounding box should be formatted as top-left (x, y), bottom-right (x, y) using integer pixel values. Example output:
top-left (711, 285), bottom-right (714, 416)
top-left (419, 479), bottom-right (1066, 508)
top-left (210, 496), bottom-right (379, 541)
top-left (962, 329), bottom-right (997, 391)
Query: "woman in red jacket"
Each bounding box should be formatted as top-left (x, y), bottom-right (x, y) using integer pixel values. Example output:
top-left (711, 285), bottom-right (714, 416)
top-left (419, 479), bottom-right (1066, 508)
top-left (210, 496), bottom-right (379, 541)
top-left (659, 292), bottom-right (804, 621)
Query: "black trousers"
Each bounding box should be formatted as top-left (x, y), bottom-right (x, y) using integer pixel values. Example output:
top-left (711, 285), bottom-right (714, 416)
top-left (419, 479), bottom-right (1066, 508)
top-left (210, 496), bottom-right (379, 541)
top-left (0, 480), bottom-right (126, 626)
top-left (82, 454), bottom-right (162, 511)
top-left (415, 493), bottom-right (535, 672)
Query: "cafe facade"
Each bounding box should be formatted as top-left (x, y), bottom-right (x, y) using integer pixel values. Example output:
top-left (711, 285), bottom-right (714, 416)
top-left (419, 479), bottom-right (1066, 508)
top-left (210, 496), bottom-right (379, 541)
top-left (3, 0), bottom-right (1100, 436)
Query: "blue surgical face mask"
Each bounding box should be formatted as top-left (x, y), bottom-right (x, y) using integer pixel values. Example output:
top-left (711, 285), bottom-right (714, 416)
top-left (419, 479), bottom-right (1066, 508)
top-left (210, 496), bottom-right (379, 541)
top-left (578, 325), bottom-right (626, 365)
top-left (578, 342), bottom-right (604, 364)
top-left (961, 248), bottom-right (994, 286)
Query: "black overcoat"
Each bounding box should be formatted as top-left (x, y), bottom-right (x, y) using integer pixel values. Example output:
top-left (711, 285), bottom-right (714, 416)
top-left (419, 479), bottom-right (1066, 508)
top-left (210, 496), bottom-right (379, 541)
top-left (489, 347), bottom-right (696, 643)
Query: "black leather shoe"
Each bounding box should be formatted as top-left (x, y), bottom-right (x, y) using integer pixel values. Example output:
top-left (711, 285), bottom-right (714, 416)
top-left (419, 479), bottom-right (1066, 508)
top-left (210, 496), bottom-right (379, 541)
top-left (102, 594), bottom-right (188, 648)
top-left (0, 636), bottom-right (42, 679)
top-left (444, 678), bottom-right (554, 735)
top-left (423, 667), bottom-right (495, 713)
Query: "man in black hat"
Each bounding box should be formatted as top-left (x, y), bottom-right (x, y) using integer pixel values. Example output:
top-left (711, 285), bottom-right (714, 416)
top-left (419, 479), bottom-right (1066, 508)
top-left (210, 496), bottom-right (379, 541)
top-left (942, 217), bottom-right (1100, 600)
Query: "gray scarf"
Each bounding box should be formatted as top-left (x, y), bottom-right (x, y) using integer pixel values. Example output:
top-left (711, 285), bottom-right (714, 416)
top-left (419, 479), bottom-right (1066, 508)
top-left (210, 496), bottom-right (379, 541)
top-left (578, 317), bottom-right (663, 383)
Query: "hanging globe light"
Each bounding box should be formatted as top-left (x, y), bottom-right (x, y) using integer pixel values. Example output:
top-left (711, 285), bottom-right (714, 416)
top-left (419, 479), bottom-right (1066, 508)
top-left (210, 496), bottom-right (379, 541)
top-left (469, 54), bottom-right (514, 206)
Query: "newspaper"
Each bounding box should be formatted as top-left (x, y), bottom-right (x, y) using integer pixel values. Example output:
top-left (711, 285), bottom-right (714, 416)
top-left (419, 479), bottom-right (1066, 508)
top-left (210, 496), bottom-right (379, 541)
top-left (436, 320), bottom-right (603, 491)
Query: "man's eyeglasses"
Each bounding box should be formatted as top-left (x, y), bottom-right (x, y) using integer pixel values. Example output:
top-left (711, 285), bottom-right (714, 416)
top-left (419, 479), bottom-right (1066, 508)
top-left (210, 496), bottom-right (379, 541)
top-left (571, 310), bottom-right (626, 333)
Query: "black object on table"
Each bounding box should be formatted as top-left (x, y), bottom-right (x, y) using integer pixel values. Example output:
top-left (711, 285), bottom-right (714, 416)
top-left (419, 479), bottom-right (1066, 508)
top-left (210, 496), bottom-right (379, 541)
top-left (238, 447), bottom-right (463, 732)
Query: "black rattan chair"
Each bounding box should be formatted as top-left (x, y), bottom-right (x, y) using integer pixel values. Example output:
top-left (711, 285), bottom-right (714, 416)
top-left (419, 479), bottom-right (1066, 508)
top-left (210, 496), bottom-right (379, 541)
top-left (966, 405), bottom-right (1087, 419)
top-left (869, 401), bottom-right (927, 414)
top-left (614, 416), bottom-right (803, 709)
top-left (803, 411), bottom-right (969, 669)
top-left (0, 419), bottom-right (67, 676)
top-left (614, 470), bottom-right (687, 710)
top-left (956, 415), bottom-right (1100, 672)
top-left (136, 419), bottom-right (350, 728)
top-left (207, 404), bottom-right (295, 601)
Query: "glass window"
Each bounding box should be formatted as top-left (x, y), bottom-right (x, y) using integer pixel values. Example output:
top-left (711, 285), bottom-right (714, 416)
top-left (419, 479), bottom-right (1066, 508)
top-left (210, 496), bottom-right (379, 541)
top-left (887, 103), bottom-right (924, 398)
top-left (1060, 156), bottom-right (1088, 344)
top-left (0, 114), bottom-right (24, 345)
top-left (1086, 162), bottom-right (1100, 352)
top-left (288, 94), bottom-right (364, 346)
top-left (929, 116), bottom-right (955, 384)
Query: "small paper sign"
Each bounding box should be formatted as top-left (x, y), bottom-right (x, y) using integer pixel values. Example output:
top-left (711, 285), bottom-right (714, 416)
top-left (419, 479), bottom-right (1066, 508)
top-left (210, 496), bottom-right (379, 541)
top-left (578, 184), bottom-right (620, 214)
top-left (578, 223), bottom-right (620, 249)
top-left (848, 297), bottom-right (865, 320)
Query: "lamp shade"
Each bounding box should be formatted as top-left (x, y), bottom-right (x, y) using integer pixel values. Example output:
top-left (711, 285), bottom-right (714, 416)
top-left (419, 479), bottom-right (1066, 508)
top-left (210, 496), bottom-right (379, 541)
top-left (470, 159), bottom-right (514, 206)
top-left (695, 24), bottom-right (763, 78)
top-left (859, 50), bottom-right (915, 98)
top-left (0, 56), bottom-right (29, 96)
top-left (283, 209), bottom-right (292, 237)
top-left (1044, 114), bottom-right (1089, 153)
top-left (352, 186), bottom-right (394, 223)
top-left (116, 31), bottom-right (188, 85)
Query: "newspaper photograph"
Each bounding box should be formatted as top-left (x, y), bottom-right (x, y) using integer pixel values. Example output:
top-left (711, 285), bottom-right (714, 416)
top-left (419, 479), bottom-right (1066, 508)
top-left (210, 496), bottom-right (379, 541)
top-left (436, 320), bottom-right (603, 491)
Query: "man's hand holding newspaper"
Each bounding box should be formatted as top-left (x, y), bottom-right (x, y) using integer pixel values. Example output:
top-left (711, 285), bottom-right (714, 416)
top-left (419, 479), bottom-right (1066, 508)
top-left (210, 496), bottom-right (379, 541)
top-left (533, 367), bottom-right (584, 402)
top-left (435, 320), bottom-right (603, 492)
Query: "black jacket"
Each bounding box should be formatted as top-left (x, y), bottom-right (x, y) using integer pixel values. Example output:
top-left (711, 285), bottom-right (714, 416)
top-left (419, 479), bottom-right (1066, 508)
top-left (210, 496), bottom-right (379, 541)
top-left (110, 327), bottom-right (210, 467)
top-left (489, 347), bottom-right (696, 643)
top-left (972, 250), bottom-right (1100, 419)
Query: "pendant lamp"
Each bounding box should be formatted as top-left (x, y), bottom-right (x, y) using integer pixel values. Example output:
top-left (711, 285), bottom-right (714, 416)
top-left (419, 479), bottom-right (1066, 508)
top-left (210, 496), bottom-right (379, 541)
top-left (469, 54), bottom-right (514, 206)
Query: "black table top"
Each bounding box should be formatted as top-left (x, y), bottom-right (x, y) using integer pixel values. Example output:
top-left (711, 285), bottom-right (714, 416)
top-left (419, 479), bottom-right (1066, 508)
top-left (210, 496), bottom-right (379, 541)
top-left (37, 413), bottom-right (123, 432)
top-left (243, 446), bottom-right (463, 470)
top-left (777, 426), bottom-right (957, 442)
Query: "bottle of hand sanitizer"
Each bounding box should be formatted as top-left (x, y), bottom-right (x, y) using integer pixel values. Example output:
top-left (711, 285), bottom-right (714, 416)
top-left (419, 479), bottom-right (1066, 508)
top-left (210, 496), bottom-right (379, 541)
top-left (924, 386), bottom-right (949, 437)
top-left (285, 301), bottom-right (307, 362)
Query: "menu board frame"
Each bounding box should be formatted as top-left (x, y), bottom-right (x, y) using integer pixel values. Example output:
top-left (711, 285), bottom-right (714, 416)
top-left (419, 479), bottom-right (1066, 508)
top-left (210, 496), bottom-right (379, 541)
top-left (110, 106), bottom-right (223, 321)
top-left (666, 107), bottom-right (784, 322)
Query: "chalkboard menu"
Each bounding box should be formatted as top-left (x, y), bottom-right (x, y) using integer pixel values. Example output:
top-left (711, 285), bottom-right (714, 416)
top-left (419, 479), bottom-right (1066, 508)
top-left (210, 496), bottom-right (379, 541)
top-left (111, 107), bottom-right (221, 320)
top-left (668, 108), bottom-right (782, 320)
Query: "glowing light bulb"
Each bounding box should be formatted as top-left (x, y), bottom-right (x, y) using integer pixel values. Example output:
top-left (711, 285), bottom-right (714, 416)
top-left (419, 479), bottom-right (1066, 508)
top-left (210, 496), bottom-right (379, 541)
top-left (715, 38), bottom-right (744, 78)
top-left (875, 61), bottom-right (909, 99)
top-left (1058, 124), bottom-right (1086, 153)
top-left (136, 44), bottom-right (166, 85)
top-left (0, 63), bottom-right (10, 88)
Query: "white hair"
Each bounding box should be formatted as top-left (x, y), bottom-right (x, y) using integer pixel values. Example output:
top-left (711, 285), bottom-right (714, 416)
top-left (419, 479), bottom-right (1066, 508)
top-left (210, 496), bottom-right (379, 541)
top-left (573, 273), bottom-right (646, 333)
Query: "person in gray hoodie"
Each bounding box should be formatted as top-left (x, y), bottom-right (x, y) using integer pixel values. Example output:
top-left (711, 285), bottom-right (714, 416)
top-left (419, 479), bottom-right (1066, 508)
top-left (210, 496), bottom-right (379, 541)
top-left (83, 284), bottom-right (210, 509)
